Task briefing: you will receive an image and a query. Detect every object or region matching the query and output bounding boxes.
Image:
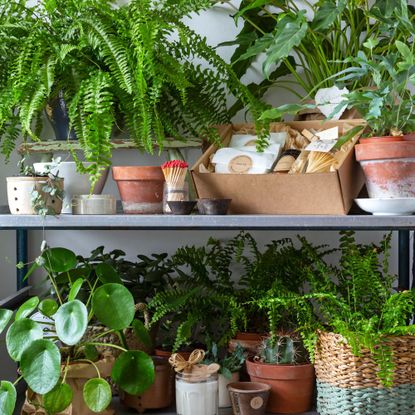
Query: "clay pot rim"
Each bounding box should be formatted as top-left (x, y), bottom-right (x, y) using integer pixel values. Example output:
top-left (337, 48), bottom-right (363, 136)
top-left (227, 381), bottom-right (271, 393)
top-left (112, 165), bottom-right (165, 181)
top-left (355, 141), bottom-right (415, 162)
top-left (247, 358), bottom-right (312, 368)
top-left (359, 136), bottom-right (403, 144)
top-left (7, 176), bottom-right (64, 182)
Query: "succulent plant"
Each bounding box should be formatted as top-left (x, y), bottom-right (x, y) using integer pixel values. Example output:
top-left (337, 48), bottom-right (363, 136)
top-left (257, 334), bottom-right (307, 365)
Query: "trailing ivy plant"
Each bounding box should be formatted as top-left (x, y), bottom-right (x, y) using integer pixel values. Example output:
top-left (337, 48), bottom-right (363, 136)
top-left (0, 0), bottom-right (266, 187)
top-left (221, 0), bottom-right (414, 114)
top-left (0, 246), bottom-right (155, 414)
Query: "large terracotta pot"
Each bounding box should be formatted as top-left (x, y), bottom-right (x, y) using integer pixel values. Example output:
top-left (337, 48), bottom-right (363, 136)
top-left (246, 358), bottom-right (315, 414)
top-left (359, 136), bottom-right (403, 145)
top-left (121, 357), bottom-right (174, 413)
top-left (355, 139), bottom-right (415, 198)
top-left (112, 166), bottom-right (165, 214)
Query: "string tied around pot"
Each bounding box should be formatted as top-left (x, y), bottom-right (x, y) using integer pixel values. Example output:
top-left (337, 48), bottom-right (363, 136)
top-left (169, 349), bottom-right (220, 382)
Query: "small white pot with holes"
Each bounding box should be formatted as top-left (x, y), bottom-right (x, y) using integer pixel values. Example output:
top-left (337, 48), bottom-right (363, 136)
top-left (7, 176), bottom-right (63, 215)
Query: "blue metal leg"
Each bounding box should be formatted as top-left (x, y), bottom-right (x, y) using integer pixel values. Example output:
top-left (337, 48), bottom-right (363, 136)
top-left (16, 229), bottom-right (28, 290)
top-left (398, 230), bottom-right (410, 291)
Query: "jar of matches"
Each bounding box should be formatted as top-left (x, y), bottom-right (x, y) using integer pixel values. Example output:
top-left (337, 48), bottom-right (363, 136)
top-left (161, 160), bottom-right (190, 214)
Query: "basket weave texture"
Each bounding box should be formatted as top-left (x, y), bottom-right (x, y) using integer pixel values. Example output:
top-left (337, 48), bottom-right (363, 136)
top-left (315, 331), bottom-right (415, 415)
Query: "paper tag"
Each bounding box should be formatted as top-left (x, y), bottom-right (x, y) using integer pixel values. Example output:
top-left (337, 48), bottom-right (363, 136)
top-left (316, 126), bottom-right (339, 141)
top-left (305, 139), bottom-right (337, 153)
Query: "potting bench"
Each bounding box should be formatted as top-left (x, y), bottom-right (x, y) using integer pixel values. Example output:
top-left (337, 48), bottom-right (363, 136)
top-left (2, 212), bottom-right (413, 415)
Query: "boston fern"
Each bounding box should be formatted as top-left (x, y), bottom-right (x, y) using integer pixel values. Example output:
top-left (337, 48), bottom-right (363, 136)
top-left (0, 0), bottom-right (265, 186)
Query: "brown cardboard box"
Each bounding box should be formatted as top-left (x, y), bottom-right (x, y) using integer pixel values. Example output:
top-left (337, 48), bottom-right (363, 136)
top-left (191, 120), bottom-right (365, 215)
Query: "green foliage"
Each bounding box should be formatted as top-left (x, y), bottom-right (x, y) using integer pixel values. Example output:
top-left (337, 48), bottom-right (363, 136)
top-left (204, 343), bottom-right (246, 378)
top-left (0, 0), bottom-right (265, 185)
top-left (223, 0), bottom-right (414, 104)
top-left (326, 43), bottom-right (415, 135)
top-left (257, 334), bottom-right (307, 365)
top-left (0, 245), bottom-right (156, 412)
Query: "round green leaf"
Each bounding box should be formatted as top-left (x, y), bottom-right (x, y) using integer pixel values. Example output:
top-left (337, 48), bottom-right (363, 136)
top-left (21, 339), bottom-right (61, 394)
top-left (39, 299), bottom-right (58, 317)
top-left (44, 383), bottom-right (73, 414)
top-left (83, 378), bottom-right (112, 412)
top-left (0, 381), bottom-right (16, 415)
top-left (132, 319), bottom-right (152, 349)
top-left (15, 297), bottom-right (39, 321)
top-left (6, 319), bottom-right (43, 361)
top-left (68, 278), bottom-right (84, 301)
top-left (42, 248), bottom-right (77, 273)
top-left (95, 264), bottom-right (122, 284)
top-left (92, 284), bottom-right (135, 330)
top-left (55, 300), bottom-right (88, 346)
top-left (112, 351), bottom-right (155, 395)
top-left (0, 309), bottom-right (13, 335)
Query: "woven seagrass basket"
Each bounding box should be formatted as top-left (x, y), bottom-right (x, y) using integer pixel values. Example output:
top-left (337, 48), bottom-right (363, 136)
top-left (315, 331), bottom-right (415, 415)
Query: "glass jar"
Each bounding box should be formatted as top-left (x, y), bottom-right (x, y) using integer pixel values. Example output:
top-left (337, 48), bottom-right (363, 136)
top-left (163, 182), bottom-right (189, 214)
top-left (176, 372), bottom-right (218, 415)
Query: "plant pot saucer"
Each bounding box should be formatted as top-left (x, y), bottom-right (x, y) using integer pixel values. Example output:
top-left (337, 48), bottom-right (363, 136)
top-left (355, 198), bottom-right (415, 215)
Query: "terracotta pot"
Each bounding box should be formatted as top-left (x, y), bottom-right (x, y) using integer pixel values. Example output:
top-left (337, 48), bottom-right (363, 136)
top-left (355, 140), bottom-right (415, 198)
top-left (112, 166), bottom-right (165, 214)
top-left (359, 136), bottom-right (403, 144)
top-left (228, 332), bottom-right (264, 356)
top-left (404, 132), bottom-right (415, 141)
top-left (246, 358), bottom-right (315, 414)
top-left (219, 372), bottom-right (240, 408)
top-left (121, 357), bottom-right (174, 413)
top-left (7, 177), bottom-right (63, 215)
top-left (227, 382), bottom-right (271, 415)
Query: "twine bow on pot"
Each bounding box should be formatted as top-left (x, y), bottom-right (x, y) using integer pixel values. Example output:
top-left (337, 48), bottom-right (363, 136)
top-left (169, 349), bottom-right (220, 381)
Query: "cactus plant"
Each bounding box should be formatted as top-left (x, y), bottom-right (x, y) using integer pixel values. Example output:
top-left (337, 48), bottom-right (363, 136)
top-left (257, 334), bottom-right (307, 365)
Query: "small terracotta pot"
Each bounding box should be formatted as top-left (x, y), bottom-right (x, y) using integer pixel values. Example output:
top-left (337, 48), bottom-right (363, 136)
top-left (246, 359), bottom-right (315, 414)
top-left (227, 382), bottom-right (271, 415)
top-left (112, 166), bottom-right (165, 214)
top-left (355, 140), bottom-right (415, 198)
top-left (121, 357), bottom-right (174, 413)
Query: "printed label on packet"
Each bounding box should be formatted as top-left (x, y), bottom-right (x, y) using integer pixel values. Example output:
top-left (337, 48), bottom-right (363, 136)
top-left (305, 139), bottom-right (337, 153)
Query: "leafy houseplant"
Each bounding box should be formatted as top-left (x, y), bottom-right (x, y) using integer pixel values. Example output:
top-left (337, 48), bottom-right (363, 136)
top-left (204, 343), bottom-right (246, 408)
top-left (0, 0), bottom-right (265, 187)
top-left (0, 246), bottom-right (155, 414)
top-left (221, 0), bottom-right (414, 114)
top-left (6, 158), bottom-right (64, 216)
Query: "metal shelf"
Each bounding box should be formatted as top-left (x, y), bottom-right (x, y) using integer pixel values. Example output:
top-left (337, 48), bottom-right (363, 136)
top-left (1, 213), bottom-right (415, 231)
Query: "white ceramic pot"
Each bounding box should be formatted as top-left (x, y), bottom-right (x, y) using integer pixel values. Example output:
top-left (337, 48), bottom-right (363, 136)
top-left (7, 176), bottom-right (63, 215)
top-left (33, 162), bottom-right (109, 213)
top-left (218, 372), bottom-right (239, 408)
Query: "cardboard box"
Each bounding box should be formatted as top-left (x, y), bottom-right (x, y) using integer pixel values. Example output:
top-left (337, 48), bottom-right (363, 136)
top-left (191, 120), bottom-right (365, 215)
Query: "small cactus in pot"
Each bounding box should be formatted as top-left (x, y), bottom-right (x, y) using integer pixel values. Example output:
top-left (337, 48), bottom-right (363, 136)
top-left (256, 334), bottom-right (308, 365)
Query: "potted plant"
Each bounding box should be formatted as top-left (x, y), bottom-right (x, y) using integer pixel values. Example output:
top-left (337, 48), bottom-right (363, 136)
top-left (0, 0), bottom-right (265, 189)
top-left (7, 158), bottom-right (64, 215)
top-left (203, 343), bottom-right (246, 408)
top-left (246, 334), bottom-right (315, 414)
top-left (221, 0), bottom-right (412, 116)
top-left (1, 246), bottom-right (155, 414)
top-left (314, 38), bottom-right (414, 200)
top-left (288, 231), bottom-right (415, 414)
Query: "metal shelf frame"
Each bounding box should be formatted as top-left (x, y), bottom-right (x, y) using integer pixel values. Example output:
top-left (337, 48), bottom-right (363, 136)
top-left (1, 213), bottom-right (412, 294)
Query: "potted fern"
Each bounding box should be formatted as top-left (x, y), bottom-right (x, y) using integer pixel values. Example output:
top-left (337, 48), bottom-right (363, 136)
top-left (1, 246), bottom-right (155, 414)
top-left (0, 0), bottom-right (264, 190)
